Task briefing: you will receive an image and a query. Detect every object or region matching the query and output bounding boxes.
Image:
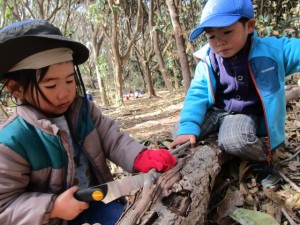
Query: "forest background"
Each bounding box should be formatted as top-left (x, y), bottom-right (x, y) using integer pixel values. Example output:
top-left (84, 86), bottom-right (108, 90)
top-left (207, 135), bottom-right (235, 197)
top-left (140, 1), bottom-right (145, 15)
top-left (0, 0), bottom-right (299, 107)
top-left (0, 1), bottom-right (300, 224)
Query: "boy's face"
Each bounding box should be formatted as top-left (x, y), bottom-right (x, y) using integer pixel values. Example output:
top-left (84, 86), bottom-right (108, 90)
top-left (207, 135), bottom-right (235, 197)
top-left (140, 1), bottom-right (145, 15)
top-left (204, 19), bottom-right (255, 58)
top-left (27, 61), bottom-right (77, 116)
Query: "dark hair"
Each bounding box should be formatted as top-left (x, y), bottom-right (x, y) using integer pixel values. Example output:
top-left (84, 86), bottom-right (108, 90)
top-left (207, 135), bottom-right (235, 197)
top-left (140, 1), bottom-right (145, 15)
top-left (238, 17), bottom-right (250, 25)
top-left (1, 69), bottom-right (40, 107)
top-left (0, 62), bottom-right (86, 109)
top-left (204, 17), bottom-right (251, 33)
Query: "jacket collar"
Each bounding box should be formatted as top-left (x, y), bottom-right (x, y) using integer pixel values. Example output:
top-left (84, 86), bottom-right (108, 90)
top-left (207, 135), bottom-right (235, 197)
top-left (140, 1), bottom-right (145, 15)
top-left (16, 105), bottom-right (61, 135)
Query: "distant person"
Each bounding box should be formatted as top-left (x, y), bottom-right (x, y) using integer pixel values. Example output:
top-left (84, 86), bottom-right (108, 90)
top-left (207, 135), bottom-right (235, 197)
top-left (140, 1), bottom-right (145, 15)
top-left (86, 90), bottom-right (93, 101)
top-left (134, 90), bottom-right (139, 98)
top-left (0, 19), bottom-right (176, 225)
top-left (171, 0), bottom-right (300, 186)
top-left (124, 93), bottom-right (130, 100)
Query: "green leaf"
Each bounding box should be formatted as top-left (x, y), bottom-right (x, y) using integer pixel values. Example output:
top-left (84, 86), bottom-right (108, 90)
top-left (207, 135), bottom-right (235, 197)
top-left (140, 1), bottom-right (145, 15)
top-left (229, 208), bottom-right (280, 225)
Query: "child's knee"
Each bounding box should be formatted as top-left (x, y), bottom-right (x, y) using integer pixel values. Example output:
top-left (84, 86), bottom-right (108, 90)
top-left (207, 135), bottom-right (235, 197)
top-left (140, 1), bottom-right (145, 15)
top-left (219, 133), bottom-right (266, 161)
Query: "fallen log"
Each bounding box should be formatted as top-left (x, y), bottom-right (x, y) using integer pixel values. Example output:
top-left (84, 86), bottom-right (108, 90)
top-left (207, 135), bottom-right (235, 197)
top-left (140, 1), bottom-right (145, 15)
top-left (117, 139), bottom-right (229, 225)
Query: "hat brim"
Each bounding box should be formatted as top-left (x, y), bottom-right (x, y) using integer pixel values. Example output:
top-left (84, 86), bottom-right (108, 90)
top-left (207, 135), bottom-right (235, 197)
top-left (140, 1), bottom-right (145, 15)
top-left (189, 16), bottom-right (241, 41)
top-left (0, 35), bottom-right (89, 79)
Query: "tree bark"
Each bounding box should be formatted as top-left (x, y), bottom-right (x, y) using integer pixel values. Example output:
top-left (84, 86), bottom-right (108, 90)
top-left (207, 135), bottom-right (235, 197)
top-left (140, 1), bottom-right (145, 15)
top-left (117, 139), bottom-right (229, 225)
top-left (142, 61), bottom-right (156, 98)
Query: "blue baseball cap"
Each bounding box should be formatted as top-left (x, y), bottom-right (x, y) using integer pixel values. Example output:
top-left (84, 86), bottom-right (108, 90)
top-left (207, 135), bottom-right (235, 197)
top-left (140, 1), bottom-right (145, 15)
top-left (189, 0), bottom-right (254, 41)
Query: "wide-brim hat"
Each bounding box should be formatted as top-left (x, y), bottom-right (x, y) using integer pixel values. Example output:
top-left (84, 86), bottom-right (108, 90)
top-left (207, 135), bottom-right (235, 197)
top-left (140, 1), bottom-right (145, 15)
top-left (0, 19), bottom-right (89, 80)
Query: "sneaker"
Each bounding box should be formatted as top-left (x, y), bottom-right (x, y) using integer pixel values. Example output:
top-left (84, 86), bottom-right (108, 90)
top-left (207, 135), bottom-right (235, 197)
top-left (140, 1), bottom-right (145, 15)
top-left (249, 161), bottom-right (282, 188)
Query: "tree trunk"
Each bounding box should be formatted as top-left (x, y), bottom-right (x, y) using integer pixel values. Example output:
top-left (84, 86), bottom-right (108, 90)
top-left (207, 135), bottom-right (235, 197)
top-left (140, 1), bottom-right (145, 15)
top-left (173, 70), bottom-right (179, 89)
top-left (166, 0), bottom-right (191, 93)
top-left (150, 0), bottom-right (174, 93)
top-left (114, 62), bottom-right (124, 105)
top-left (117, 139), bottom-right (229, 225)
top-left (141, 61), bottom-right (156, 97)
top-left (152, 30), bottom-right (174, 93)
top-left (109, 0), bottom-right (124, 106)
top-left (96, 64), bottom-right (109, 105)
top-left (87, 29), bottom-right (110, 106)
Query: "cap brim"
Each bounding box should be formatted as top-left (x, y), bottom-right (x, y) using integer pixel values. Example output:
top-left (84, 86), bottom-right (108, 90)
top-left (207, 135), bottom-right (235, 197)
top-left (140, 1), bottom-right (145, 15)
top-left (189, 26), bottom-right (205, 41)
top-left (189, 16), bottom-right (240, 41)
top-left (0, 35), bottom-right (89, 80)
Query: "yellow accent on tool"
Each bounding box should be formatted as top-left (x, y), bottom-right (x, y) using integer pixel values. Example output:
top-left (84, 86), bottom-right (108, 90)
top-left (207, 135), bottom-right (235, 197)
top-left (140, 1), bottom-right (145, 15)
top-left (92, 190), bottom-right (104, 201)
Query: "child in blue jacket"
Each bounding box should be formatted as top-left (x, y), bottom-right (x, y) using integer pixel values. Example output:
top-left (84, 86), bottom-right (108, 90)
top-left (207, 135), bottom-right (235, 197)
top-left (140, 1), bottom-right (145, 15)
top-left (171, 0), bottom-right (300, 185)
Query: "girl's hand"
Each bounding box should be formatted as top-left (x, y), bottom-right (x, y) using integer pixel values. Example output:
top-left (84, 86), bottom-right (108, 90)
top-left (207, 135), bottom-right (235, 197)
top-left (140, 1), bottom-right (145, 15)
top-left (133, 149), bottom-right (176, 173)
top-left (50, 186), bottom-right (89, 220)
top-left (170, 135), bottom-right (196, 149)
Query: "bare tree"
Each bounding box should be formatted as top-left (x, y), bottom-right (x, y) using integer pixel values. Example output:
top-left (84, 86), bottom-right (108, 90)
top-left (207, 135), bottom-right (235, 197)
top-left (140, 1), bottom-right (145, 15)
top-left (130, 1), bottom-right (156, 97)
top-left (166, 0), bottom-right (191, 93)
top-left (86, 25), bottom-right (109, 105)
top-left (100, 0), bottom-right (142, 106)
top-left (150, 0), bottom-right (174, 93)
top-left (2, 0), bottom-right (71, 21)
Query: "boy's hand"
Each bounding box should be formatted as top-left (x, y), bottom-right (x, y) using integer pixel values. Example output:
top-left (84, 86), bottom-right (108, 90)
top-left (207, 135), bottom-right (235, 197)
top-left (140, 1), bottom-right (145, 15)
top-left (50, 186), bottom-right (89, 220)
top-left (170, 135), bottom-right (196, 149)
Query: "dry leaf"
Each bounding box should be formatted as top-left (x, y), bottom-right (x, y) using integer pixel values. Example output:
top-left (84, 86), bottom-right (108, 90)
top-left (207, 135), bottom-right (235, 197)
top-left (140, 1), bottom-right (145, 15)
top-left (287, 161), bottom-right (300, 171)
top-left (229, 208), bottom-right (280, 225)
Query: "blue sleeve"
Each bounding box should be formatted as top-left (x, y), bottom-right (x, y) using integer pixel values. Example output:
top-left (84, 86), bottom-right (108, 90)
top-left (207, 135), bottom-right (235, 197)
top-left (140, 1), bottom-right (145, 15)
top-left (178, 61), bottom-right (213, 136)
top-left (282, 37), bottom-right (300, 76)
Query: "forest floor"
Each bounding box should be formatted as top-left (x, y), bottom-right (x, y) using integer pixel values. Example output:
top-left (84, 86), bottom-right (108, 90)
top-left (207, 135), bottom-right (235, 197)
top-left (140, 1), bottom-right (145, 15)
top-left (99, 90), bottom-right (184, 146)
top-left (99, 90), bottom-right (300, 225)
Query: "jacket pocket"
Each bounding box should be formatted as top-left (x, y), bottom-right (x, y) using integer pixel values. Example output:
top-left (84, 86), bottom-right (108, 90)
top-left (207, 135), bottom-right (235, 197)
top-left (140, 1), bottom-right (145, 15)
top-left (250, 57), bottom-right (280, 95)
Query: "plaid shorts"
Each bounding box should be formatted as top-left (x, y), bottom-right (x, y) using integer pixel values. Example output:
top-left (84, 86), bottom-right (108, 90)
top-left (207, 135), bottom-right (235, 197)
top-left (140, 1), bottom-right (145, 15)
top-left (173, 107), bottom-right (268, 161)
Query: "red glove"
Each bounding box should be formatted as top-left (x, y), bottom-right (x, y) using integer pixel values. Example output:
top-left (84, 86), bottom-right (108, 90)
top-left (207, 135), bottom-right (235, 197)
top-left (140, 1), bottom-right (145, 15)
top-left (134, 149), bottom-right (177, 173)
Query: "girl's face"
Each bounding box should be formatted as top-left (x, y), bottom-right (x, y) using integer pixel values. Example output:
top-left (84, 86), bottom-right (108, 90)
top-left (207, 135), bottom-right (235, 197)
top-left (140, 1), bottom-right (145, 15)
top-left (28, 61), bottom-right (76, 116)
top-left (205, 19), bottom-right (255, 58)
